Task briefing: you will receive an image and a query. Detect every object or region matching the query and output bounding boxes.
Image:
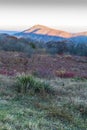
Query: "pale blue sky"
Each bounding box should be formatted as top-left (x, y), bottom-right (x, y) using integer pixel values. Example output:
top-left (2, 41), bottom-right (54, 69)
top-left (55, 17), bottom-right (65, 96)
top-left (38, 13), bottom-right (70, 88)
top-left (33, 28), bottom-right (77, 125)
top-left (0, 0), bottom-right (87, 32)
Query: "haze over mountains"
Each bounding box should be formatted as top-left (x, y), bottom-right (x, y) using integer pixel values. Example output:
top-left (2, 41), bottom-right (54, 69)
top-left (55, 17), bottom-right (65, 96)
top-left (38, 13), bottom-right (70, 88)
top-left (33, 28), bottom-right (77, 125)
top-left (0, 30), bottom-right (18, 35)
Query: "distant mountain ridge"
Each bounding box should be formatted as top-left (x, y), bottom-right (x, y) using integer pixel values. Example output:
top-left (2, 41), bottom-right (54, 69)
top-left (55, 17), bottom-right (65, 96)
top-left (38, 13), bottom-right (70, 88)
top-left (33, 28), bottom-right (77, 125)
top-left (0, 25), bottom-right (87, 38)
top-left (23, 25), bottom-right (72, 38)
top-left (17, 24), bottom-right (87, 38)
top-left (14, 24), bottom-right (87, 45)
top-left (0, 30), bottom-right (18, 35)
top-left (0, 25), bottom-right (87, 56)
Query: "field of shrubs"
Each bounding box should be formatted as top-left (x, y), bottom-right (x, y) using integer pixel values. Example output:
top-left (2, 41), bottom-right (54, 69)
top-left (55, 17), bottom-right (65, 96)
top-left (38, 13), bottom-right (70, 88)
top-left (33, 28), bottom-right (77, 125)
top-left (0, 51), bottom-right (87, 79)
top-left (0, 50), bottom-right (87, 129)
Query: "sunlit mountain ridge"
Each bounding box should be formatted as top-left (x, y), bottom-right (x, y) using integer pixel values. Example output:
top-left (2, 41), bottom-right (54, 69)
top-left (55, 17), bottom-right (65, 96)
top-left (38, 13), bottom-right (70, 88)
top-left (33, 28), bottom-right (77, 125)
top-left (23, 24), bottom-right (87, 37)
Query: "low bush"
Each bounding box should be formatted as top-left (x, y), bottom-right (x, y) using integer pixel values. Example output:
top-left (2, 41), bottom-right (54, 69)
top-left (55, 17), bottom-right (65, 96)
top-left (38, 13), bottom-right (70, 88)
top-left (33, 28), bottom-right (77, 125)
top-left (56, 70), bottom-right (75, 78)
top-left (15, 74), bottom-right (51, 94)
top-left (16, 74), bottom-right (35, 93)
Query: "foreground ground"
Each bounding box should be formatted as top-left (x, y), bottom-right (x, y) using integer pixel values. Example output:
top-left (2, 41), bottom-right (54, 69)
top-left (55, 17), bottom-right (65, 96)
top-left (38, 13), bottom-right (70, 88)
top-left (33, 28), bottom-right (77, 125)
top-left (0, 75), bottom-right (87, 130)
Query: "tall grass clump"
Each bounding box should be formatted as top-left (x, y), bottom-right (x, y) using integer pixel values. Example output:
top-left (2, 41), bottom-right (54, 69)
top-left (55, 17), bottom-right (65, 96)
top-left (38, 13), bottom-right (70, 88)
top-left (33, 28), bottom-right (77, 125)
top-left (15, 74), bottom-right (51, 94)
top-left (16, 74), bottom-right (35, 93)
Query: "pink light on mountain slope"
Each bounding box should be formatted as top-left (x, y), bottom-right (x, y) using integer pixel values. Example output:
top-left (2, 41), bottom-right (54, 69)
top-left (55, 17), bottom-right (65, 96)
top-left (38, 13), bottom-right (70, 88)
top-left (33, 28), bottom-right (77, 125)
top-left (24, 24), bottom-right (72, 38)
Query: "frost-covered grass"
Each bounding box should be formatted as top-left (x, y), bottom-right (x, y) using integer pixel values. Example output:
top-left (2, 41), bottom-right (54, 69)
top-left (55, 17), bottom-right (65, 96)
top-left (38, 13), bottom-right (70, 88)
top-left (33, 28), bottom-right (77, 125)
top-left (0, 75), bottom-right (87, 130)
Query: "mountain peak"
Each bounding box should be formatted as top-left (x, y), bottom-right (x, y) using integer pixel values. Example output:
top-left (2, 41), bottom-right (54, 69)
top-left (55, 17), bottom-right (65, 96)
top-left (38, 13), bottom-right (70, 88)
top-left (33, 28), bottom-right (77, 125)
top-left (31, 24), bottom-right (48, 28)
top-left (18, 25), bottom-right (87, 38)
top-left (24, 24), bottom-right (72, 38)
top-left (25, 24), bottom-right (51, 32)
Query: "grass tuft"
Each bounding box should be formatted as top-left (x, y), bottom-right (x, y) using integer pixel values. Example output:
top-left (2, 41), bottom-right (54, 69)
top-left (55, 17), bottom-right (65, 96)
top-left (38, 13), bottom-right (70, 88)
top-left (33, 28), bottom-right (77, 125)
top-left (15, 74), bottom-right (51, 94)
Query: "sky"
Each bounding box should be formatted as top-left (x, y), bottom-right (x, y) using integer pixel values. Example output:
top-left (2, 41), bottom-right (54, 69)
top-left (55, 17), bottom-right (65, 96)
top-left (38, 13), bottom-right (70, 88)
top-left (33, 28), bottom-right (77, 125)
top-left (0, 0), bottom-right (87, 32)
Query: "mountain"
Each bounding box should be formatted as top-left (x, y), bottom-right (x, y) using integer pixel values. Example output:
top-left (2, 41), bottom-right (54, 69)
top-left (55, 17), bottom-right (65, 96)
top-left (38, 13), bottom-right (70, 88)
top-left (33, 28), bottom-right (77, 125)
top-left (15, 24), bottom-right (87, 44)
top-left (14, 25), bottom-right (87, 56)
top-left (68, 35), bottom-right (87, 45)
top-left (0, 25), bottom-right (87, 56)
top-left (23, 24), bottom-right (72, 38)
top-left (73, 32), bottom-right (87, 37)
top-left (0, 30), bottom-right (18, 35)
top-left (16, 24), bottom-right (87, 38)
top-left (15, 25), bottom-right (73, 43)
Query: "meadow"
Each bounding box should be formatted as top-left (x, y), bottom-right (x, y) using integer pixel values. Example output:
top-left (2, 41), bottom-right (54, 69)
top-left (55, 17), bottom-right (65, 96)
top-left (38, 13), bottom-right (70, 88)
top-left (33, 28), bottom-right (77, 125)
top-left (0, 47), bottom-right (87, 130)
top-left (0, 74), bottom-right (87, 130)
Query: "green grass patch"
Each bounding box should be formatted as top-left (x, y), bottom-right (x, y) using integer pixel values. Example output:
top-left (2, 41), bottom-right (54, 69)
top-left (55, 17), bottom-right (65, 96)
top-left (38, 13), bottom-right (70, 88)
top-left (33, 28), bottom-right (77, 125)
top-left (0, 75), bottom-right (87, 130)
